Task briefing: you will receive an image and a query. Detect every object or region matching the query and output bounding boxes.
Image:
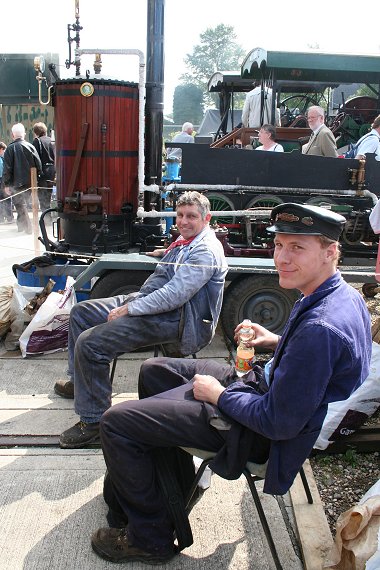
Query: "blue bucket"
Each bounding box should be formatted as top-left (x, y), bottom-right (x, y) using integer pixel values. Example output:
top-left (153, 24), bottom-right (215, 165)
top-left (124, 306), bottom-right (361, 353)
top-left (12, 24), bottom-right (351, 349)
top-left (165, 160), bottom-right (180, 180)
top-left (16, 262), bottom-right (90, 302)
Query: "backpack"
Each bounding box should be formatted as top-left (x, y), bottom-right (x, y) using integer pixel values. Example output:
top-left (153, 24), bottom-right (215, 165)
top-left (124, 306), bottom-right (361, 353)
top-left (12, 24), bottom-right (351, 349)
top-left (343, 143), bottom-right (358, 159)
top-left (343, 132), bottom-right (377, 159)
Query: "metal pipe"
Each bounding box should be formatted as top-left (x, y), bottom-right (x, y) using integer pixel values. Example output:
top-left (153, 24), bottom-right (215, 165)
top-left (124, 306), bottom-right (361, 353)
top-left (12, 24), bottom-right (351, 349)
top-left (165, 183), bottom-right (359, 197)
top-left (363, 190), bottom-right (378, 206)
top-left (136, 208), bottom-right (272, 219)
top-left (145, 0), bottom-right (165, 194)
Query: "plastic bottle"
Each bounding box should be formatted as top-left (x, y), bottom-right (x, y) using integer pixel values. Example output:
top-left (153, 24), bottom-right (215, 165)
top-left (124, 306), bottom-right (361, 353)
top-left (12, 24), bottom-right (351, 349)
top-left (235, 319), bottom-right (256, 377)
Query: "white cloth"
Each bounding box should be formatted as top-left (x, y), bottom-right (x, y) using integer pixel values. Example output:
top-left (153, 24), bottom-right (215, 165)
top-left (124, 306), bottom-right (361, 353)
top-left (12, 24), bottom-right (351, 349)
top-left (167, 131), bottom-right (194, 161)
top-left (369, 200), bottom-right (380, 234)
top-left (241, 86), bottom-right (281, 128)
top-left (256, 143), bottom-right (284, 152)
top-left (355, 129), bottom-right (380, 161)
top-left (324, 481), bottom-right (380, 569)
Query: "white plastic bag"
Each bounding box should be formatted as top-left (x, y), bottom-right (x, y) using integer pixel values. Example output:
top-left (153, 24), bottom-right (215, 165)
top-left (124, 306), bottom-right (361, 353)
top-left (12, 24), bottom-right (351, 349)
top-left (19, 277), bottom-right (76, 357)
top-left (4, 284), bottom-right (43, 351)
top-left (314, 341), bottom-right (380, 450)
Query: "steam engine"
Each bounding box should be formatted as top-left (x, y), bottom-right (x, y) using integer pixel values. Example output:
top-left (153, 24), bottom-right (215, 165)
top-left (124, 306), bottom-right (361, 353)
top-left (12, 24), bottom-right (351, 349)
top-left (37, 0), bottom-right (380, 264)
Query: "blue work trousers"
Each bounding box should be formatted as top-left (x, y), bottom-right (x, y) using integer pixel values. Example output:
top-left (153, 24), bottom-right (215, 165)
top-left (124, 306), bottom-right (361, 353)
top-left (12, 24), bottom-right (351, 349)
top-left (67, 296), bottom-right (181, 422)
top-left (100, 357), bottom-right (234, 555)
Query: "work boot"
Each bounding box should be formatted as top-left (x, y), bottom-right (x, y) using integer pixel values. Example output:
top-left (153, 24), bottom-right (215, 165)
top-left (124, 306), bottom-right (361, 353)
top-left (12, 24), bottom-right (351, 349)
top-left (54, 379), bottom-right (74, 399)
top-left (91, 527), bottom-right (176, 564)
top-left (59, 421), bottom-right (100, 448)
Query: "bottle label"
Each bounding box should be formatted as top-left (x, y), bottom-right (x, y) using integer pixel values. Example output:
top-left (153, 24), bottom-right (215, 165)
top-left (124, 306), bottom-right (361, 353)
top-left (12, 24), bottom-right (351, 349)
top-left (235, 352), bottom-right (254, 374)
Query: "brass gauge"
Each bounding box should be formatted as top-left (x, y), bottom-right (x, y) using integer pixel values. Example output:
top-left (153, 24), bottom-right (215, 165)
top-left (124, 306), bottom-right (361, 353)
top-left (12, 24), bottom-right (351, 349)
top-left (80, 82), bottom-right (94, 97)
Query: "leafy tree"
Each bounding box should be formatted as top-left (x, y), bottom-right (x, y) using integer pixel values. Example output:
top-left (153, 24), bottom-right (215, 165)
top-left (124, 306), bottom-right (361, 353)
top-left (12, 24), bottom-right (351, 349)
top-left (180, 24), bottom-right (245, 108)
top-left (356, 84), bottom-right (378, 98)
top-left (173, 84), bottom-right (204, 126)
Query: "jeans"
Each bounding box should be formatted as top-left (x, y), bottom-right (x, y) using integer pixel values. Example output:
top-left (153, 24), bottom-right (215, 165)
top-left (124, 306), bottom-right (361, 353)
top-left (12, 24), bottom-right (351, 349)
top-left (67, 296), bottom-right (181, 422)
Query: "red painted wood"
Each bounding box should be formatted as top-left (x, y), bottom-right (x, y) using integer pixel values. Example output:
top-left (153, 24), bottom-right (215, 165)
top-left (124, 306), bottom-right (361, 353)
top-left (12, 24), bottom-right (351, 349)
top-left (54, 79), bottom-right (139, 215)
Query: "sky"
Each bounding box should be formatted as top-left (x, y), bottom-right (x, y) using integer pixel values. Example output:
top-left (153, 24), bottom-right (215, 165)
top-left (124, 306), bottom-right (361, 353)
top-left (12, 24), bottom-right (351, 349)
top-left (3, 0), bottom-right (380, 114)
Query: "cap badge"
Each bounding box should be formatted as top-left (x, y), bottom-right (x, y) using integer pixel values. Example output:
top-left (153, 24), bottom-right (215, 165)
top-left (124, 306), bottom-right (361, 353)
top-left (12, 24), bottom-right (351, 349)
top-left (276, 213), bottom-right (299, 222)
top-left (301, 216), bottom-right (314, 226)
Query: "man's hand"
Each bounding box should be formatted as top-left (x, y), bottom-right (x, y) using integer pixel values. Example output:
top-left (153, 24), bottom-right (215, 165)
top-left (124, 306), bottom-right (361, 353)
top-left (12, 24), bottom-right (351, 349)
top-left (234, 321), bottom-right (279, 351)
top-left (4, 187), bottom-right (11, 196)
top-left (193, 374), bottom-right (225, 405)
top-left (107, 304), bottom-right (128, 322)
top-left (145, 249), bottom-right (166, 257)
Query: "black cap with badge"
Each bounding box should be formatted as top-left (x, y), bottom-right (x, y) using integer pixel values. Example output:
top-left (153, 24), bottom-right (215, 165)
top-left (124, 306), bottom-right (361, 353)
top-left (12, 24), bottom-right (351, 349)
top-left (267, 203), bottom-right (346, 241)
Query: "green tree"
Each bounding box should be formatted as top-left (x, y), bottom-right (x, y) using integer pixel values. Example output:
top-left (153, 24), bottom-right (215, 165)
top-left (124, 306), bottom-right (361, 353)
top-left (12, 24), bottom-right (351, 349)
top-left (173, 84), bottom-right (204, 126)
top-left (356, 84), bottom-right (377, 98)
top-left (180, 24), bottom-right (245, 108)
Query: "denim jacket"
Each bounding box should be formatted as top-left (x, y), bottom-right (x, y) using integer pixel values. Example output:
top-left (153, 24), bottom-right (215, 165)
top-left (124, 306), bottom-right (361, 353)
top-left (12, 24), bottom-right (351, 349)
top-left (127, 226), bottom-right (227, 355)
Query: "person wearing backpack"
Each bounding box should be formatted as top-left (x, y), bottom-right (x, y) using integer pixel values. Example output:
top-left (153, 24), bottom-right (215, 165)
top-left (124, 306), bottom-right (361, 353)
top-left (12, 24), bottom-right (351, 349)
top-left (355, 115), bottom-right (380, 161)
top-left (32, 122), bottom-right (56, 224)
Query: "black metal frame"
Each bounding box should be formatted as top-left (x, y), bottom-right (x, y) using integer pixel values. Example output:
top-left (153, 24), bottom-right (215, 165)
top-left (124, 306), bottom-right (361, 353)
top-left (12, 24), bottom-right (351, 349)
top-left (184, 455), bottom-right (313, 570)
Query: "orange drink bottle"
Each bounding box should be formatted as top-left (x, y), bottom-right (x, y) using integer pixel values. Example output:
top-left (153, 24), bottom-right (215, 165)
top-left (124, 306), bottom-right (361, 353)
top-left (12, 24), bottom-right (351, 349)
top-left (235, 319), bottom-right (256, 376)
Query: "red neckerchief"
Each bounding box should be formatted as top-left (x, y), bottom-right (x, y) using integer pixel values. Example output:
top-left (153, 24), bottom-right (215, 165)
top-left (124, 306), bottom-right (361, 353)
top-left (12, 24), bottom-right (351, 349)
top-left (165, 235), bottom-right (195, 253)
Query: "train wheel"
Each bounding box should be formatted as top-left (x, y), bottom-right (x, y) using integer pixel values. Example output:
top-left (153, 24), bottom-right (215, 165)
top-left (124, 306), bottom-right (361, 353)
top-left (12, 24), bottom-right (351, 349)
top-left (207, 194), bottom-right (235, 225)
top-left (90, 270), bottom-right (151, 299)
top-left (246, 194), bottom-right (283, 209)
top-left (342, 221), bottom-right (366, 246)
top-left (221, 275), bottom-right (299, 344)
top-left (306, 197), bottom-right (336, 206)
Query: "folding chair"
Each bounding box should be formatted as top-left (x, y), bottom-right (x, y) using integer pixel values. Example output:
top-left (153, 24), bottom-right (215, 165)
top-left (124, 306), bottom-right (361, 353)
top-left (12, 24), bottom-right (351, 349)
top-left (181, 447), bottom-right (313, 570)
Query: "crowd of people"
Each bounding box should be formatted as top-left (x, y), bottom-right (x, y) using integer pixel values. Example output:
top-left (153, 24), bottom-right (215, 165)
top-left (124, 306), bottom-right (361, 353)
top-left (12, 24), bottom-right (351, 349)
top-left (0, 122), bottom-right (55, 232)
top-left (239, 82), bottom-right (380, 160)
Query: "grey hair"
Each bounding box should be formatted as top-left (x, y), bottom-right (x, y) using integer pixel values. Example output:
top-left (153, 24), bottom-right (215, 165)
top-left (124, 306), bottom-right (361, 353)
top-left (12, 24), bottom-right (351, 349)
top-left (12, 123), bottom-right (26, 138)
top-left (182, 122), bottom-right (193, 132)
top-left (260, 124), bottom-right (277, 141)
top-left (176, 191), bottom-right (210, 219)
top-left (307, 106), bottom-right (325, 118)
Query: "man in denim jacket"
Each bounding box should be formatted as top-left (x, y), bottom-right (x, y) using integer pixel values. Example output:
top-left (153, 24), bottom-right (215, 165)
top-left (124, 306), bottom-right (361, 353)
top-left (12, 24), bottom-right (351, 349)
top-left (57, 191), bottom-right (227, 448)
top-left (91, 203), bottom-right (371, 565)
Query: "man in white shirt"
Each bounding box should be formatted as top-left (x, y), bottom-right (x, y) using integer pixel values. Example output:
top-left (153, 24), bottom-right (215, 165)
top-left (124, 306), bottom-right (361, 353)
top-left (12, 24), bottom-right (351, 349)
top-left (355, 115), bottom-right (380, 161)
top-left (166, 122), bottom-right (194, 162)
top-left (241, 81), bottom-right (280, 129)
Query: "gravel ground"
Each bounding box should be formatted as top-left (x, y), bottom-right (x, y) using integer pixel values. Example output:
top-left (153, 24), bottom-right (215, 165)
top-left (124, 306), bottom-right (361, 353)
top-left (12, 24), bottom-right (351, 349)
top-left (310, 429), bottom-right (380, 535)
top-left (309, 284), bottom-right (380, 536)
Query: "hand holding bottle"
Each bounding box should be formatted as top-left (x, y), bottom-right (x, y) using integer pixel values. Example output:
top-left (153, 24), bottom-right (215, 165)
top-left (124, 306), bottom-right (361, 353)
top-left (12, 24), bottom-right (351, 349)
top-left (234, 321), bottom-right (279, 351)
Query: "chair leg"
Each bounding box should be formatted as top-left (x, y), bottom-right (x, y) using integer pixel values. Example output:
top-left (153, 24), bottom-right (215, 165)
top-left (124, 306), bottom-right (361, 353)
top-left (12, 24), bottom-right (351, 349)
top-left (243, 470), bottom-right (283, 570)
top-left (299, 466), bottom-right (313, 504)
top-left (110, 357), bottom-right (118, 385)
top-left (184, 458), bottom-right (211, 511)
